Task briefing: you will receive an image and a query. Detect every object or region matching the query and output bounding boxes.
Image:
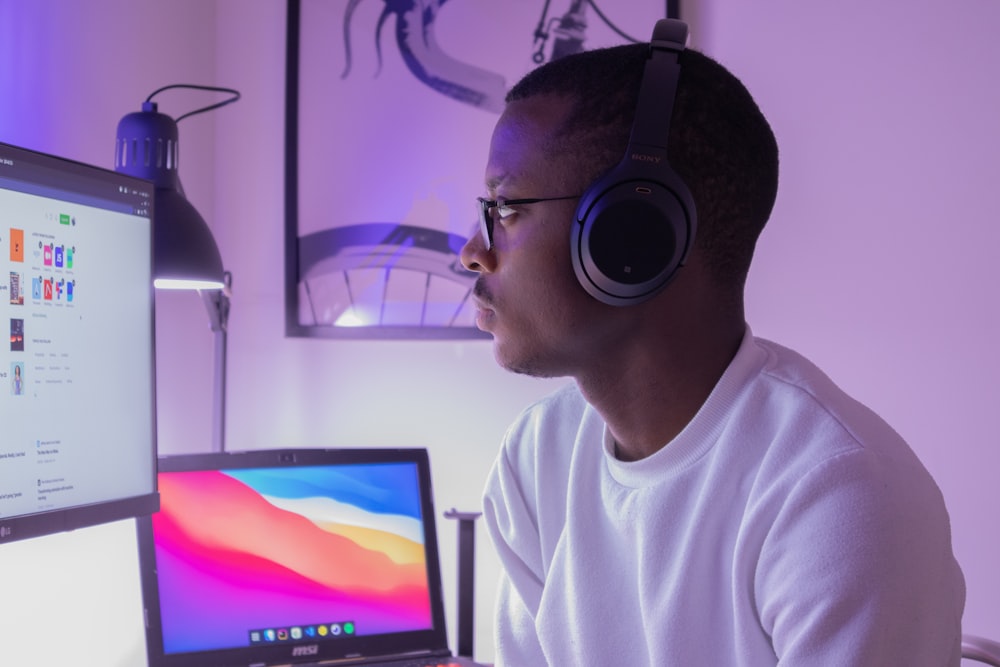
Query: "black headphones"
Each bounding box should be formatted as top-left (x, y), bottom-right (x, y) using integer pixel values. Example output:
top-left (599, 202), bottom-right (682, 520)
top-left (570, 19), bottom-right (697, 306)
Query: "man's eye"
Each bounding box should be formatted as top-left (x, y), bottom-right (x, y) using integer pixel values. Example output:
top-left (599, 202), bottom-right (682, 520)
top-left (496, 204), bottom-right (517, 219)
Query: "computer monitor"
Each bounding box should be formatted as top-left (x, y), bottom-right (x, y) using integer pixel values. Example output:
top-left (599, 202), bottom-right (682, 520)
top-left (0, 141), bottom-right (159, 544)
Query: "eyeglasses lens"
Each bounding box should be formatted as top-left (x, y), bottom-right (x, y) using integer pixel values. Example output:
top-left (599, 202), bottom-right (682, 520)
top-left (476, 198), bottom-right (494, 249)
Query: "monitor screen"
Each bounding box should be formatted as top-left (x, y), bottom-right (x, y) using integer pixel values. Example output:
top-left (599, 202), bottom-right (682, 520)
top-left (0, 141), bottom-right (158, 544)
top-left (138, 448), bottom-right (452, 667)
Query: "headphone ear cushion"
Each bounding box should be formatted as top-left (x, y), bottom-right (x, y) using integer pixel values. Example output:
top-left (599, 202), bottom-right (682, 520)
top-left (571, 176), bottom-right (693, 306)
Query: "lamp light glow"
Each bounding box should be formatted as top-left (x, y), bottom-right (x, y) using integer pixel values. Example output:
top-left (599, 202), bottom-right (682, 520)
top-left (154, 278), bottom-right (228, 290)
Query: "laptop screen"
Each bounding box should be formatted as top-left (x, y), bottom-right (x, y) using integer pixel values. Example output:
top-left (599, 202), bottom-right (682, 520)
top-left (137, 448), bottom-right (452, 667)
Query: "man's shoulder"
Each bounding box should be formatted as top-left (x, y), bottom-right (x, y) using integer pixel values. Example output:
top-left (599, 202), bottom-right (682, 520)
top-left (747, 336), bottom-right (903, 449)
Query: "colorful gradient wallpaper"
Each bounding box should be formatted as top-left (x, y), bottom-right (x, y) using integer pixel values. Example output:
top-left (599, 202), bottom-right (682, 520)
top-left (152, 463), bottom-right (433, 654)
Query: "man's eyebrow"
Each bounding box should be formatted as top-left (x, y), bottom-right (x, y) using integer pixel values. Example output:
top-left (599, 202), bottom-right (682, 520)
top-left (485, 173), bottom-right (510, 193)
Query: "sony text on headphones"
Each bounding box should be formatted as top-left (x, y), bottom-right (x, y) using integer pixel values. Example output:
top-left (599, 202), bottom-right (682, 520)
top-left (570, 19), bottom-right (697, 306)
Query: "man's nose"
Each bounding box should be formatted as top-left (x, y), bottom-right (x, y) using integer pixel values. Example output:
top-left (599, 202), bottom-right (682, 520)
top-left (460, 224), bottom-right (494, 273)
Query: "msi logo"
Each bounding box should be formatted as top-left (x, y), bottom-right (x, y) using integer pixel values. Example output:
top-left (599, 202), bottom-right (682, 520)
top-left (291, 644), bottom-right (319, 657)
top-left (0, 525), bottom-right (12, 539)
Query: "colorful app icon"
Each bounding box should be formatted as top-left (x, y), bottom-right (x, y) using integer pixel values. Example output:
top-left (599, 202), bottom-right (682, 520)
top-left (66, 281), bottom-right (74, 302)
top-left (43, 279), bottom-right (53, 300)
top-left (9, 229), bottom-right (24, 262)
top-left (304, 626), bottom-right (316, 637)
top-left (66, 247), bottom-right (74, 269)
top-left (264, 629), bottom-right (276, 642)
top-left (55, 280), bottom-right (63, 300)
top-left (9, 272), bottom-right (24, 305)
top-left (54, 245), bottom-right (64, 267)
top-left (343, 622), bottom-right (355, 635)
top-left (317, 625), bottom-right (328, 637)
top-left (43, 244), bottom-right (53, 266)
top-left (291, 627), bottom-right (302, 640)
top-left (32, 277), bottom-right (41, 300)
top-left (330, 624), bottom-right (342, 636)
top-left (277, 629), bottom-right (289, 641)
top-left (249, 631), bottom-right (261, 643)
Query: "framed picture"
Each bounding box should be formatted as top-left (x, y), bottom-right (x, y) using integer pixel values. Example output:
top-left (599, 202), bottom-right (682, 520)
top-left (285, 0), bottom-right (669, 339)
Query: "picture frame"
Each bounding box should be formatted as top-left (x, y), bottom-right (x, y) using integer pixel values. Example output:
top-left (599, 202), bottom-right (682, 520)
top-left (284, 0), bottom-right (669, 339)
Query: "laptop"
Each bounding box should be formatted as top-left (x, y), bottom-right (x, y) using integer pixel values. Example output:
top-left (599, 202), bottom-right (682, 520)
top-left (136, 448), bottom-right (487, 667)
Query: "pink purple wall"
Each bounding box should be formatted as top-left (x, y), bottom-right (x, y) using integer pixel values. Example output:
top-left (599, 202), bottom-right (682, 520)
top-left (1, 0), bottom-right (997, 664)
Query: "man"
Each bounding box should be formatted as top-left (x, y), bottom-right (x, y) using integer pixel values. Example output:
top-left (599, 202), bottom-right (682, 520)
top-left (459, 20), bottom-right (965, 667)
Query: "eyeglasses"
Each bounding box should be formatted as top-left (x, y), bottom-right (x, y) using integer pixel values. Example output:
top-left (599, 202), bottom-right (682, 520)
top-left (475, 195), bottom-right (580, 250)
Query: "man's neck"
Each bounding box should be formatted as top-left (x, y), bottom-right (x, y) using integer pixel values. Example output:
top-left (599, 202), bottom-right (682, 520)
top-left (577, 317), bottom-right (746, 462)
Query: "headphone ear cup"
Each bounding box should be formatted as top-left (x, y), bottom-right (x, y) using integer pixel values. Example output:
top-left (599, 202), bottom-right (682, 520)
top-left (571, 175), bottom-right (694, 306)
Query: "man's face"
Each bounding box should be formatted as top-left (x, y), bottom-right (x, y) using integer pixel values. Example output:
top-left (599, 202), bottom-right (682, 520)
top-left (460, 95), bottom-right (628, 378)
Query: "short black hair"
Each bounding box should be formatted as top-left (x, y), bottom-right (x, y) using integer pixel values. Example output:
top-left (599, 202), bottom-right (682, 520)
top-left (506, 41), bottom-right (779, 295)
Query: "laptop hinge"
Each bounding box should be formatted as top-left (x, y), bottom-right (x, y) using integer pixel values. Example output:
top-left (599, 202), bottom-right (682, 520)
top-left (265, 648), bottom-right (448, 666)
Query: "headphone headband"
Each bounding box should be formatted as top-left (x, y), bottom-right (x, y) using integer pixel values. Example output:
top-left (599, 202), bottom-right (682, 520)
top-left (629, 20), bottom-right (687, 153)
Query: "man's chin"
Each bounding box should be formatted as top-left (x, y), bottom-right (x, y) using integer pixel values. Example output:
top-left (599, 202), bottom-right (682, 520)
top-left (493, 342), bottom-right (560, 379)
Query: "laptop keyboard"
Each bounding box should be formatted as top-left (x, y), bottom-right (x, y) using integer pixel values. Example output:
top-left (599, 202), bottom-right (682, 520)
top-left (369, 657), bottom-right (482, 667)
top-left (366, 660), bottom-right (473, 667)
top-left (379, 661), bottom-right (469, 666)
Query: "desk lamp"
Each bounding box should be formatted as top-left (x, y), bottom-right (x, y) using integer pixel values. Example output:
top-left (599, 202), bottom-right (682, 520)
top-left (115, 85), bottom-right (240, 452)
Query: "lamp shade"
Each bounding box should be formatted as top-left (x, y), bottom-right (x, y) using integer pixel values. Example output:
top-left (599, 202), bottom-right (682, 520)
top-left (115, 102), bottom-right (224, 289)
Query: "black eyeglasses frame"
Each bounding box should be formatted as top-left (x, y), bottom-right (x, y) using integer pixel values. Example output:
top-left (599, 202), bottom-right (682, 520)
top-left (475, 195), bottom-right (580, 250)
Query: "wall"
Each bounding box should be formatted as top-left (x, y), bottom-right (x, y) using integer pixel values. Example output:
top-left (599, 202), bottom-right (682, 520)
top-left (685, 0), bottom-right (1000, 640)
top-left (1, 0), bottom-right (998, 665)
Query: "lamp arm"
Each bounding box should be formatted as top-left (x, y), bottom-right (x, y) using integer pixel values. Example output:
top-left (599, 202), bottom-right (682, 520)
top-left (200, 270), bottom-right (232, 333)
top-left (199, 271), bottom-right (232, 452)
